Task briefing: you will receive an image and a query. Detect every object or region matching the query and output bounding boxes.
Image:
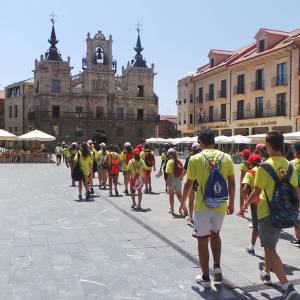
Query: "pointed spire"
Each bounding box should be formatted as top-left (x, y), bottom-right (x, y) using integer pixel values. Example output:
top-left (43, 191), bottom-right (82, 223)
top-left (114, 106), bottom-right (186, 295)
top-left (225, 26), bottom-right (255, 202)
top-left (132, 24), bottom-right (147, 68)
top-left (45, 17), bottom-right (62, 62)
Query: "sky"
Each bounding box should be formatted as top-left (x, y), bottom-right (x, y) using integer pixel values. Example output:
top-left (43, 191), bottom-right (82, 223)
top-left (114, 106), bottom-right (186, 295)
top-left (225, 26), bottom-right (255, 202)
top-left (1, 0), bottom-right (300, 115)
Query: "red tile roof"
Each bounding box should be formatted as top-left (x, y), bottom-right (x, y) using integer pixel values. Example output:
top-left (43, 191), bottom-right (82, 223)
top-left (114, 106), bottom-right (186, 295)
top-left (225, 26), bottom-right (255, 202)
top-left (192, 27), bottom-right (300, 78)
top-left (160, 115), bottom-right (177, 123)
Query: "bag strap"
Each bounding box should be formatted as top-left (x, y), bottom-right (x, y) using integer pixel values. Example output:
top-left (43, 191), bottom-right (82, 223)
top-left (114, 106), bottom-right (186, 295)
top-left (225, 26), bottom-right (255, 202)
top-left (286, 162), bottom-right (294, 181)
top-left (260, 162), bottom-right (280, 182)
top-left (202, 153), bottom-right (224, 170)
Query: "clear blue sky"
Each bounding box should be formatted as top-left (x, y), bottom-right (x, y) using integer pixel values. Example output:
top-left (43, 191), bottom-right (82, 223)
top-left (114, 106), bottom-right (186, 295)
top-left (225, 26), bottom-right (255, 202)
top-left (0, 0), bottom-right (300, 115)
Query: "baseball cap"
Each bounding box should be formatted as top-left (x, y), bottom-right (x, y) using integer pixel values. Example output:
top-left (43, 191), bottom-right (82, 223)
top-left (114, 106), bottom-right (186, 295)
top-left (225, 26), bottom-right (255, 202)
top-left (198, 129), bottom-right (215, 145)
top-left (124, 142), bottom-right (131, 147)
top-left (87, 140), bottom-right (93, 145)
top-left (133, 148), bottom-right (140, 155)
top-left (191, 142), bottom-right (200, 150)
top-left (240, 149), bottom-right (251, 158)
top-left (100, 142), bottom-right (106, 148)
top-left (167, 148), bottom-right (176, 154)
top-left (292, 141), bottom-right (300, 152)
top-left (248, 153), bottom-right (261, 165)
top-left (255, 144), bottom-right (265, 151)
top-left (71, 142), bottom-right (77, 146)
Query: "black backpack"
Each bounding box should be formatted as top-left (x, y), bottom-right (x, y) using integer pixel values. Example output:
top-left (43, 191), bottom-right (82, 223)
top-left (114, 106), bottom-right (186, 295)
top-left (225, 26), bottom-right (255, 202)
top-left (72, 152), bottom-right (83, 181)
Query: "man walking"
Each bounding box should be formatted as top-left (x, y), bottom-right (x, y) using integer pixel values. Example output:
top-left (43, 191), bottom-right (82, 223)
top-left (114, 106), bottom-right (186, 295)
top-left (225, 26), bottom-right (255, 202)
top-left (180, 129), bottom-right (235, 288)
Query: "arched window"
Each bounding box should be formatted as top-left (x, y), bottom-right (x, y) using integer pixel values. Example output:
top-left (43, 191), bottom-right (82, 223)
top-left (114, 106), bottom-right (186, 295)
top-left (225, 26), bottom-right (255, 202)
top-left (95, 47), bottom-right (104, 64)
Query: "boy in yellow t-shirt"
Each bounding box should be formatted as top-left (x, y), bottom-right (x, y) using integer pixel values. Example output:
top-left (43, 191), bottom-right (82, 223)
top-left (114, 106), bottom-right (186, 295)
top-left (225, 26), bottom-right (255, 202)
top-left (140, 144), bottom-right (156, 193)
top-left (245, 131), bottom-right (300, 299)
top-left (128, 149), bottom-right (146, 210)
top-left (180, 129), bottom-right (235, 289)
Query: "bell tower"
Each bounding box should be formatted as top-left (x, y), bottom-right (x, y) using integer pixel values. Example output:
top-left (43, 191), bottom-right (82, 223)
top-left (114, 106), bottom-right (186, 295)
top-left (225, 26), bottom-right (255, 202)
top-left (33, 18), bottom-right (71, 95)
top-left (81, 31), bottom-right (117, 94)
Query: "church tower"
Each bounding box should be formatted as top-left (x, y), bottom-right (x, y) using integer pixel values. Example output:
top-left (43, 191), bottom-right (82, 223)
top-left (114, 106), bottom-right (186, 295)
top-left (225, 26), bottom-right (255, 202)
top-left (122, 27), bottom-right (155, 100)
top-left (81, 31), bottom-right (117, 94)
top-left (33, 19), bottom-right (71, 95)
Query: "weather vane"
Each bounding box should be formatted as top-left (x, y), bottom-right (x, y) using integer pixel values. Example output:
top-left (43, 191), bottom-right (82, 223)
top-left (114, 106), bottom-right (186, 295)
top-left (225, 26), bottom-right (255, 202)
top-left (136, 22), bottom-right (142, 34)
top-left (49, 12), bottom-right (57, 24)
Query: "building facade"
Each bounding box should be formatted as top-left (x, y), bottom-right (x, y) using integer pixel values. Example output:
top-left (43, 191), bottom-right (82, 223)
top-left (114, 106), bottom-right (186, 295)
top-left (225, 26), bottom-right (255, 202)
top-left (177, 28), bottom-right (300, 137)
top-left (0, 90), bottom-right (4, 129)
top-left (5, 23), bottom-right (159, 145)
top-left (158, 115), bottom-right (178, 138)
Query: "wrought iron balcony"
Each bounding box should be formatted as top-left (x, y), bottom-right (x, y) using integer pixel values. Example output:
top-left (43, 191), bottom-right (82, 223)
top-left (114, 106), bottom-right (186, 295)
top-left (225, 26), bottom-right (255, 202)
top-left (233, 106), bottom-right (286, 120)
top-left (271, 75), bottom-right (288, 87)
top-left (28, 111), bottom-right (158, 122)
top-left (217, 90), bottom-right (227, 98)
top-left (251, 80), bottom-right (265, 91)
top-left (205, 93), bottom-right (214, 101)
top-left (197, 114), bottom-right (227, 124)
top-left (233, 85), bottom-right (245, 94)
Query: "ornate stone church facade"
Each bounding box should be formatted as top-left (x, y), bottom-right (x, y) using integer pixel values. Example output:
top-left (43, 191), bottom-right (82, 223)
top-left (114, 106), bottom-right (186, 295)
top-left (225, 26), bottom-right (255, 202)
top-left (5, 22), bottom-right (159, 145)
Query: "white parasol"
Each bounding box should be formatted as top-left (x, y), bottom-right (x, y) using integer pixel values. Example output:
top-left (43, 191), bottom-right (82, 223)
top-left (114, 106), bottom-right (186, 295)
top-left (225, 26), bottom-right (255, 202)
top-left (18, 129), bottom-right (56, 142)
top-left (0, 129), bottom-right (18, 141)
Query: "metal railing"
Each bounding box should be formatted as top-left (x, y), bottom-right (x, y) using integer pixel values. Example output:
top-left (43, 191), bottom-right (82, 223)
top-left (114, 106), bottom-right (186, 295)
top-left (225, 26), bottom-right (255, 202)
top-left (197, 114), bottom-right (227, 123)
top-left (28, 111), bottom-right (158, 122)
top-left (233, 106), bottom-right (286, 120)
top-left (251, 80), bottom-right (265, 91)
top-left (205, 93), bottom-right (214, 101)
top-left (217, 90), bottom-right (227, 98)
top-left (233, 85), bottom-right (245, 94)
top-left (271, 75), bottom-right (288, 87)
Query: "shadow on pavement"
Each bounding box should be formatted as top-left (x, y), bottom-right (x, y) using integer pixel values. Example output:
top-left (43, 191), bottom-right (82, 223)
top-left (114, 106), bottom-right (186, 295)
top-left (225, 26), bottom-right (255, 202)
top-left (131, 208), bottom-right (152, 213)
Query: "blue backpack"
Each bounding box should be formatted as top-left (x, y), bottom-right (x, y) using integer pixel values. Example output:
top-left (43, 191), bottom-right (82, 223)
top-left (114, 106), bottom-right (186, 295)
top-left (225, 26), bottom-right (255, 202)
top-left (260, 162), bottom-right (299, 229)
top-left (202, 153), bottom-right (228, 208)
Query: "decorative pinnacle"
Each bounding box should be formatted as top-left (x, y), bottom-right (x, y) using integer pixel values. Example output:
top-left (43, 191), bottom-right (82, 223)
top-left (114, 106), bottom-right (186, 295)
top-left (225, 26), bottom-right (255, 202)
top-left (135, 22), bottom-right (142, 34)
top-left (49, 12), bottom-right (57, 25)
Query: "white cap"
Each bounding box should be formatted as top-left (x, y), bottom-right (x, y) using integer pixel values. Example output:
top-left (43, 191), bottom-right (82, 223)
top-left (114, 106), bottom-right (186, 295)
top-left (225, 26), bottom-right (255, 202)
top-left (167, 148), bottom-right (176, 154)
top-left (100, 142), bottom-right (106, 148)
top-left (192, 142), bottom-right (200, 150)
top-left (124, 142), bottom-right (131, 147)
top-left (87, 140), bottom-right (93, 145)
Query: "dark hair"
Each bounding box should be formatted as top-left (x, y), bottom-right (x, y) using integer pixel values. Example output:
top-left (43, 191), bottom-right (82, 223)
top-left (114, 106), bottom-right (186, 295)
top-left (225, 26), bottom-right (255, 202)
top-left (81, 142), bottom-right (90, 158)
top-left (140, 139), bottom-right (145, 143)
top-left (198, 129), bottom-right (215, 146)
top-left (265, 131), bottom-right (284, 152)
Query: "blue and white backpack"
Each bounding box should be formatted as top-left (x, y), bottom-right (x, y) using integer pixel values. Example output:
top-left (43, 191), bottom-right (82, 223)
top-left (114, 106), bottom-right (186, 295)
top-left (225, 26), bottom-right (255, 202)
top-left (202, 153), bottom-right (228, 208)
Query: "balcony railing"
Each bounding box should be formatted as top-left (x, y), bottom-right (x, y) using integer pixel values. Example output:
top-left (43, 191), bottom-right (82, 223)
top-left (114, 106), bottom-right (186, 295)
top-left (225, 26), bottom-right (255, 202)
top-left (233, 106), bottom-right (286, 120)
top-left (271, 75), bottom-right (288, 87)
top-left (197, 114), bottom-right (227, 124)
top-left (195, 96), bottom-right (203, 103)
top-left (205, 93), bottom-right (214, 101)
top-left (217, 90), bottom-right (227, 98)
top-left (28, 111), bottom-right (158, 122)
top-left (233, 85), bottom-right (245, 94)
top-left (251, 80), bottom-right (265, 91)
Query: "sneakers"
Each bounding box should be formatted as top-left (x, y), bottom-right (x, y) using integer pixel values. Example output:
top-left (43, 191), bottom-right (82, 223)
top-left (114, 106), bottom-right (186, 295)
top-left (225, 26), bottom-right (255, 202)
top-left (213, 267), bottom-right (223, 283)
top-left (290, 239), bottom-right (300, 247)
top-left (124, 190), bottom-right (129, 195)
top-left (236, 211), bottom-right (244, 217)
top-left (85, 191), bottom-right (90, 201)
top-left (246, 247), bottom-right (255, 255)
top-left (115, 189), bottom-right (119, 196)
top-left (196, 275), bottom-right (211, 289)
top-left (90, 187), bottom-right (94, 195)
top-left (149, 186), bottom-right (152, 192)
top-left (78, 195), bottom-right (83, 200)
top-left (260, 271), bottom-right (272, 285)
top-left (283, 284), bottom-right (298, 300)
top-left (248, 223), bottom-right (253, 228)
top-left (168, 209), bottom-right (175, 216)
top-left (185, 216), bottom-right (194, 224)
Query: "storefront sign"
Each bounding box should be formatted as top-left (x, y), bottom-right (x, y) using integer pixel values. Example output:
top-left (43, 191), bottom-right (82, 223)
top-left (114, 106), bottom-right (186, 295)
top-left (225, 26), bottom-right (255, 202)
top-left (237, 120), bottom-right (277, 127)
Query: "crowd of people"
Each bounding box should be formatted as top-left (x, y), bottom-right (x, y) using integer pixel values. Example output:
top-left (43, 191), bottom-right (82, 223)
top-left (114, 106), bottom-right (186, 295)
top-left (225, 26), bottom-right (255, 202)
top-left (58, 129), bottom-right (300, 300)
top-left (0, 148), bottom-right (52, 163)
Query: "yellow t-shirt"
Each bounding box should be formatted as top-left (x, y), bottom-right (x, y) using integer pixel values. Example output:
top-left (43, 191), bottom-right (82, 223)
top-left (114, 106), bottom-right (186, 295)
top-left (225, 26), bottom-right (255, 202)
top-left (187, 149), bottom-right (234, 213)
top-left (165, 159), bottom-right (175, 176)
top-left (254, 156), bottom-right (298, 220)
top-left (240, 162), bottom-right (249, 172)
top-left (119, 151), bottom-right (133, 172)
top-left (292, 158), bottom-right (300, 187)
top-left (75, 151), bottom-right (93, 177)
top-left (96, 150), bottom-right (110, 164)
top-left (140, 150), bottom-right (155, 171)
top-left (127, 159), bottom-right (146, 177)
top-left (242, 167), bottom-right (257, 190)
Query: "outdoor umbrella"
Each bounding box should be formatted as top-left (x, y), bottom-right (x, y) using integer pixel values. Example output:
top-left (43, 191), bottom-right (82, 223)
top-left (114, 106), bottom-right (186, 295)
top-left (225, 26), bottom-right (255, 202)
top-left (0, 129), bottom-right (18, 141)
top-left (284, 132), bottom-right (300, 141)
top-left (18, 129), bottom-right (56, 142)
top-left (227, 135), bottom-right (251, 144)
top-left (247, 133), bottom-right (266, 144)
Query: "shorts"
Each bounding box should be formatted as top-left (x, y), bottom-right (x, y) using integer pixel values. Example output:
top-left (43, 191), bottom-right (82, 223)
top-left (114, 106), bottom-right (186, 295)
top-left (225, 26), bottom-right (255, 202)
top-left (130, 177), bottom-right (143, 192)
top-left (193, 211), bottom-right (226, 238)
top-left (167, 176), bottom-right (182, 192)
top-left (250, 205), bottom-right (258, 232)
top-left (56, 154), bottom-right (62, 159)
top-left (144, 170), bottom-right (152, 177)
top-left (258, 217), bottom-right (281, 248)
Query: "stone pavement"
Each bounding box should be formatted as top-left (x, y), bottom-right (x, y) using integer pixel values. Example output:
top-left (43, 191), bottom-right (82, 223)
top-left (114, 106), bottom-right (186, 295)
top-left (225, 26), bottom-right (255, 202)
top-left (0, 161), bottom-right (300, 300)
